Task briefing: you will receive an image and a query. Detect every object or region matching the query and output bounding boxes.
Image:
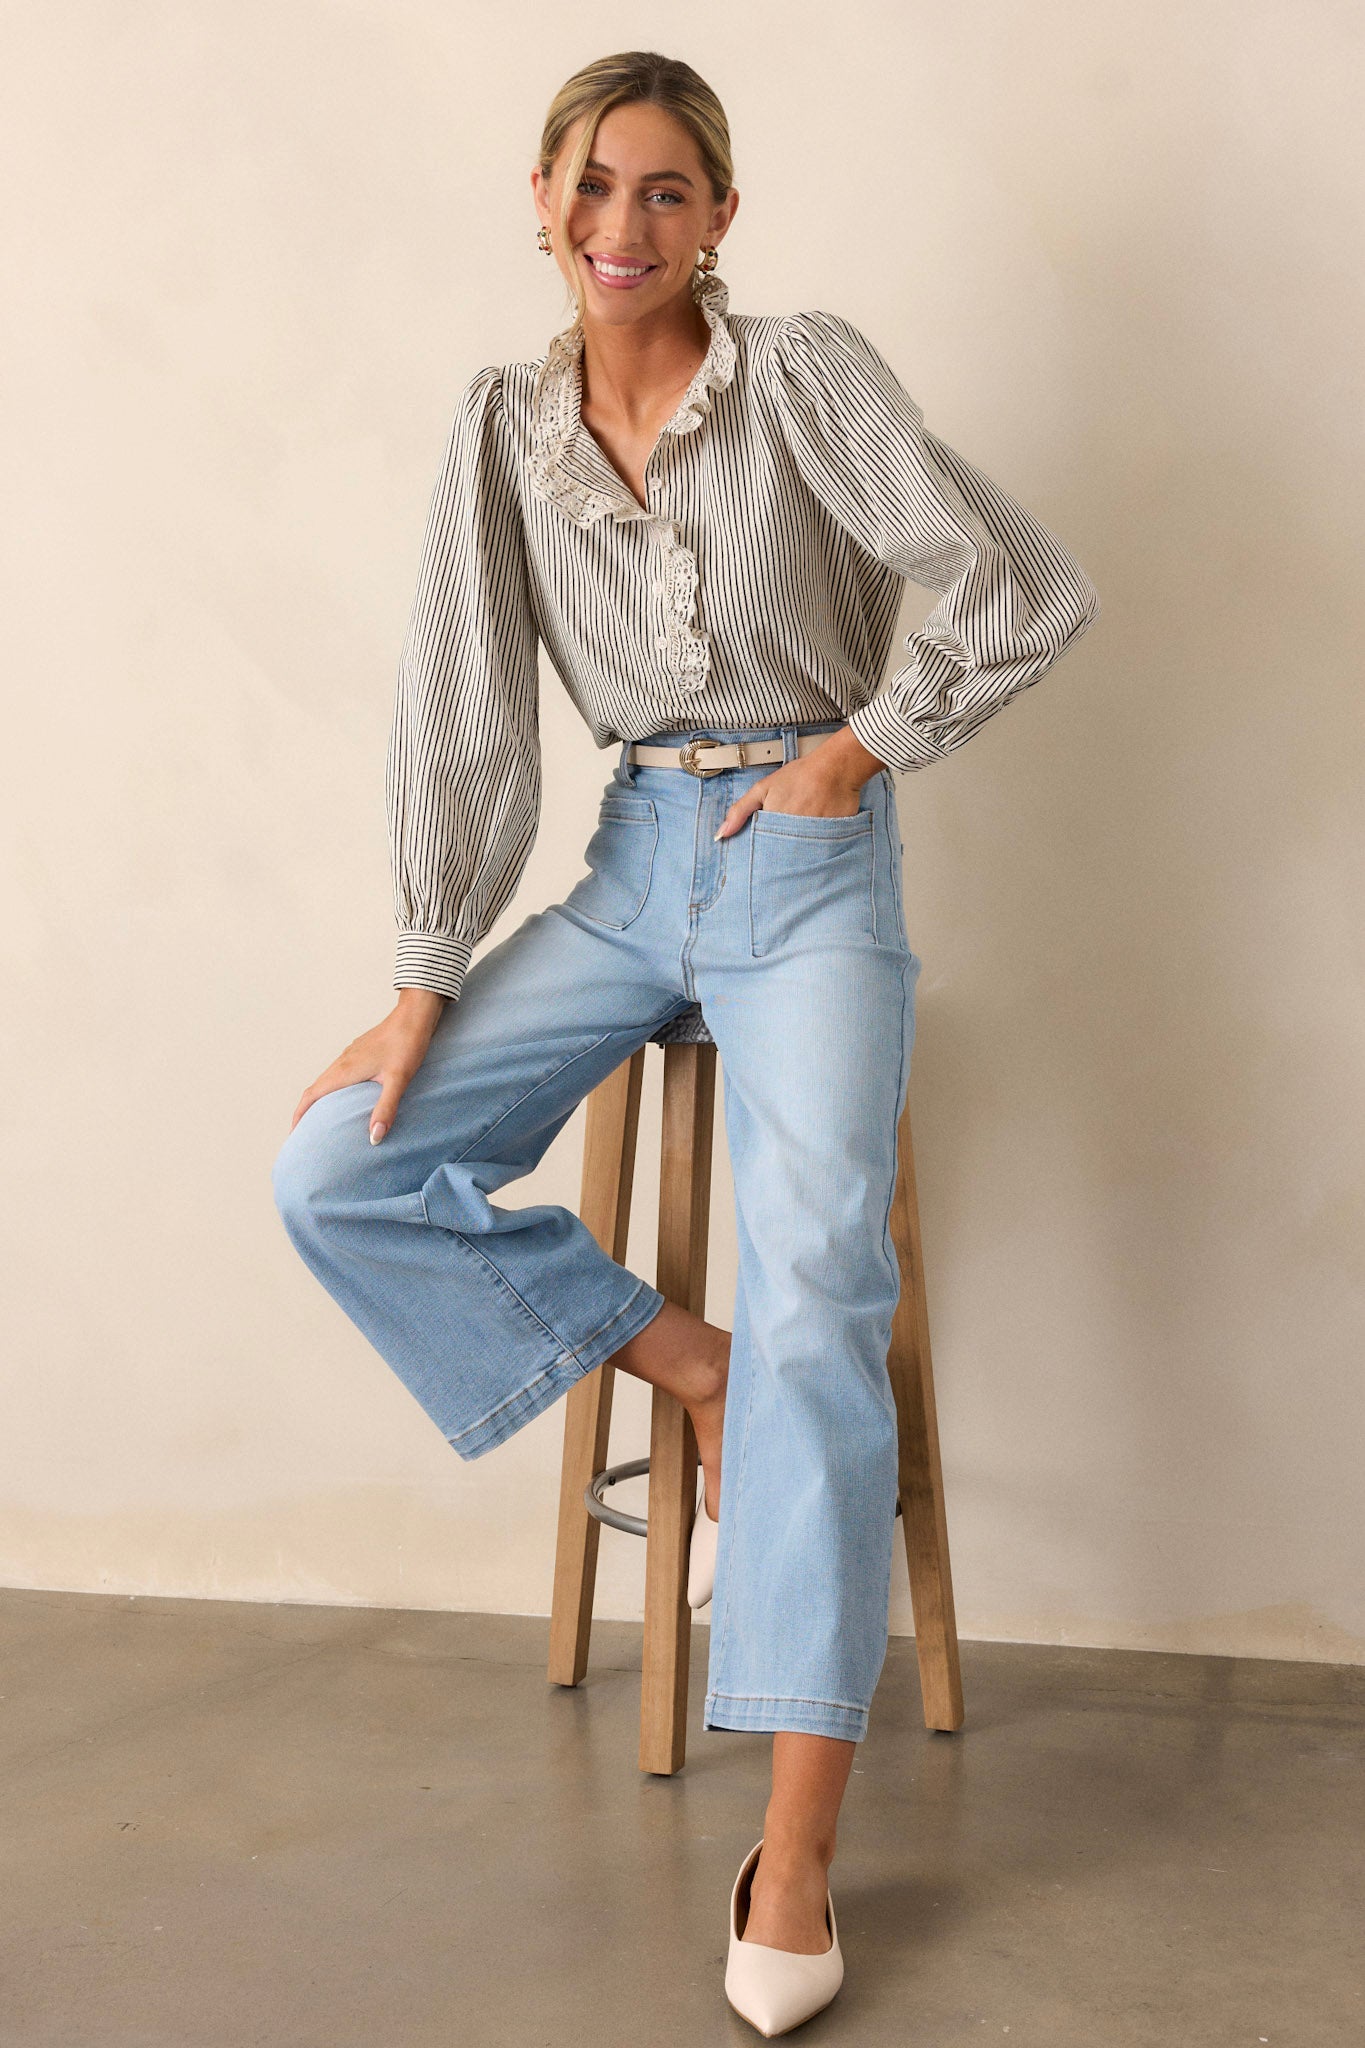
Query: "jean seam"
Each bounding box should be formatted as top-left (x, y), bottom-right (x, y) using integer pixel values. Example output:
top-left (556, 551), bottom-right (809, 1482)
top-left (446, 1343), bottom-right (580, 1446)
top-left (877, 951), bottom-right (914, 1307)
top-left (879, 780), bottom-right (908, 950)
top-left (424, 1003), bottom-right (685, 1406)
top-left (447, 1033), bottom-right (620, 1169)
top-left (705, 1689), bottom-right (869, 1713)
top-left (570, 809), bottom-right (659, 930)
top-left (575, 1275), bottom-right (659, 1362)
top-left (448, 1000), bottom-right (685, 1172)
top-left (444, 1276), bottom-right (658, 1451)
top-left (747, 821), bottom-right (878, 959)
top-left (707, 1279), bottom-right (760, 1695)
top-left (442, 1230), bottom-right (585, 1376)
top-left (750, 815), bottom-right (873, 838)
top-left (428, 1192), bottom-right (661, 1391)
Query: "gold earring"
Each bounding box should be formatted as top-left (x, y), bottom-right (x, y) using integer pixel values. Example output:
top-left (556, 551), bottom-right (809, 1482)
top-left (697, 245), bottom-right (719, 273)
top-left (537, 224), bottom-right (552, 254)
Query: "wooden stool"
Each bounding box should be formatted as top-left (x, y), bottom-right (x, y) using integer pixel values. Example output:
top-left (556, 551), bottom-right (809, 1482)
top-left (547, 1001), bottom-right (963, 1775)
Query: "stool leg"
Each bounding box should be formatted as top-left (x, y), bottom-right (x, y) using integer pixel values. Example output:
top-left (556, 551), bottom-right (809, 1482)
top-left (547, 1047), bottom-right (647, 1689)
top-left (639, 1041), bottom-right (717, 1776)
top-left (886, 1091), bottom-right (965, 1732)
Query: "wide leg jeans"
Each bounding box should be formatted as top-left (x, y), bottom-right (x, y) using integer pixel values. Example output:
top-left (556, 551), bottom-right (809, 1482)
top-left (272, 719), bottom-right (923, 1741)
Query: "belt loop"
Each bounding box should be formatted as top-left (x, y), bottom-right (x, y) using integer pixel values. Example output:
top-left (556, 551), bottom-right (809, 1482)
top-left (615, 738), bottom-right (637, 787)
top-left (781, 722), bottom-right (799, 765)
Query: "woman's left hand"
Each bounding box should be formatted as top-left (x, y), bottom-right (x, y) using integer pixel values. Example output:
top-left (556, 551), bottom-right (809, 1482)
top-left (713, 725), bottom-right (886, 838)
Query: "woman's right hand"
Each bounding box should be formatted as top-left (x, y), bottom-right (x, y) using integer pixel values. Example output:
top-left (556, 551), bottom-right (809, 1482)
top-left (289, 987), bottom-right (447, 1144)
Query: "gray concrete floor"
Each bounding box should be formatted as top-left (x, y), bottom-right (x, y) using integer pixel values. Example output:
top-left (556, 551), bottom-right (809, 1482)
top-left (0, 1588), bottom-right (1360, 2046)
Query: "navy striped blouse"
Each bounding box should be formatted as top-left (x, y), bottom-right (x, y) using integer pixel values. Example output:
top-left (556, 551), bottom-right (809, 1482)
top-left (386, 269), bottom-right (1100, 1000)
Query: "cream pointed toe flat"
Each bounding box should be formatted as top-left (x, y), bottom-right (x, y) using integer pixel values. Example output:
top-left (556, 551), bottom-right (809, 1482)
top-left (724, 1837), bottom-right (844, 2038)
top-left (687, 1478), bottom-right (718, 1609)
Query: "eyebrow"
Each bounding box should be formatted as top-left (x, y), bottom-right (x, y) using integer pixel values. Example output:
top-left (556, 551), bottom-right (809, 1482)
top-left (584, 155), bottom-right (696, 189)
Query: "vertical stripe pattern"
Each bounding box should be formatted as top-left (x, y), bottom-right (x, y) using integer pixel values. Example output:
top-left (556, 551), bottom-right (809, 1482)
top-left (387, 273), bottom-right (1100, 999)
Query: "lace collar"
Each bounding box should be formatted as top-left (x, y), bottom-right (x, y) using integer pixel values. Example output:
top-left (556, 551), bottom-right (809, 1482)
top-left (526, 268), bottom-right (737, 526)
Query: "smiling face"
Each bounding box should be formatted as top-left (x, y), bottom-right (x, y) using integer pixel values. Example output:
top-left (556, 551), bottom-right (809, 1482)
top-left (532, 99), bottom-right (738, 329)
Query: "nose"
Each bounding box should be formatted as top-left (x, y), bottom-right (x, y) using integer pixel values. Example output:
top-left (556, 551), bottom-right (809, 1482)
top-left (600, 190), bottom-right (648, 245)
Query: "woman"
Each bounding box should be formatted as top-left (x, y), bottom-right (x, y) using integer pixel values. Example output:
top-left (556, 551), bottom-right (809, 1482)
top-left (272, 49), bottom-right (1099, 2038)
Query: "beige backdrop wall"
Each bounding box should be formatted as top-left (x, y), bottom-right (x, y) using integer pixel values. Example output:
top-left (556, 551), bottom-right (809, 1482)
top-left (3, 2), bottom-right (1361, 1665)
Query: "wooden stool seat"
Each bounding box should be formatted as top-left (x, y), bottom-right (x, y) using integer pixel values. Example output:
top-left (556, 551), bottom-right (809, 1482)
top-left (548, 1002), bottom-right (963, 1774)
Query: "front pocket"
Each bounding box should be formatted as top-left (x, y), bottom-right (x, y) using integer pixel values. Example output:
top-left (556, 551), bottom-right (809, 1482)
top-left (747, 806), bottom-right (877, 958)
top-left (564, 792), bottom-right (660, 930)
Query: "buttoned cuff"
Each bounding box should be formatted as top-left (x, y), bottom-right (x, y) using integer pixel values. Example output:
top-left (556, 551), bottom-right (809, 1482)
top-left (847, 696), bottom-right (945, 776)
top-left (394, 932), bottom-right (474, 1004)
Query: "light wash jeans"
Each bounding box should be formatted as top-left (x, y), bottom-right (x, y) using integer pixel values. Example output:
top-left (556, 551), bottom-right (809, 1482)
top-left (272, 719), bottom-right (923, 1742)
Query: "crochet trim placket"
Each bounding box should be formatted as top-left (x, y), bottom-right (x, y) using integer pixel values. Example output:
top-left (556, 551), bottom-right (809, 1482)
top-left (526, 270), bottom-right (738, 698)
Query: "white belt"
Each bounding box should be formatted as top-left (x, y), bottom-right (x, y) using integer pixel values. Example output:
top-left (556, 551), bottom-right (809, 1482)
top-left (627, 732), bottom-right (837, 778)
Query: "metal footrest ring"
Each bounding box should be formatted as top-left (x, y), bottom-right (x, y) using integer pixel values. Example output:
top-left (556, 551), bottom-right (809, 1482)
top-left (584, 1456), bottom-right (652, 1538)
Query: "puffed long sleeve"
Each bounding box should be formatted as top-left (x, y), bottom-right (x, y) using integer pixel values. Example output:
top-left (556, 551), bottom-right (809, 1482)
top-left (768, 310), bottom-right (1100, 774)
top-left (385, 366), bottom-right (541, 1002)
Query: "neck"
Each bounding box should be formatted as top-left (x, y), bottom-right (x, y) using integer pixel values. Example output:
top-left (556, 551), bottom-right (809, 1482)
top-left (579, 285), bottom-right (712, 423)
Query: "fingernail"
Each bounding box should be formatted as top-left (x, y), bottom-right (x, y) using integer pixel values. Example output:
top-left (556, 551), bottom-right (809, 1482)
top-left (713, 825), bottom-right (725, 841)
top-left (370, 1122), bottom-right (387, 1145)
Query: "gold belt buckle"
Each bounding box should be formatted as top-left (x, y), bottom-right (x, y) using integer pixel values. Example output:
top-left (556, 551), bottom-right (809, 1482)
top-left (679, 737), bottom-right (727, 776)
top-left (675, 741), bottom-right (749, 778)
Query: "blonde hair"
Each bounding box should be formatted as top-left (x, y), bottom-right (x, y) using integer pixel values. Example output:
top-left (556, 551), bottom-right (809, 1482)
top-left (538, 51), bottom-right (734, 328)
